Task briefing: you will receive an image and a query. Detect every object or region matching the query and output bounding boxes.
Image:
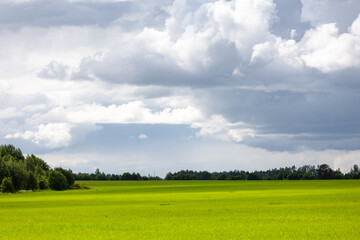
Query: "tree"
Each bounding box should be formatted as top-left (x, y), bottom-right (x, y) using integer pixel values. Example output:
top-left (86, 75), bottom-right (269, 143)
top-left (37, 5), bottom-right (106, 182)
top-left (0, 144), bottom-right (24, 161)
top-left (54, 167), bottom-right (75, 186)
top-left (95, 173), bottom-right (107, 180)
top-left (6, 159), bottom-right (28, 191)
top-left (38, 179), bottom-right (48, 190)
top-left (1, 177), bottom-right (15, 193)
top-left (287, 172), bottom-right (300, 180)
top-left (247, 173), bottom-right (260, 180)
top-left (48, 171), bottom-right (68, 191)
top-left (27, 171), bottom-right (38, 190)
top-left (0, 158), bottom-right (10, 183)
top-left (217, 173), bottom-right (227, 180)
top-left (317, 164), bottom-right (334, 179)
top-left (25, 154), bottom-right (50, 174)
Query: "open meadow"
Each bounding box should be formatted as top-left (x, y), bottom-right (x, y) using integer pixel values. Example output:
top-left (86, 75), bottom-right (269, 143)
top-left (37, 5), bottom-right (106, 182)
top-left (1, 180), bottom-right (360, 239)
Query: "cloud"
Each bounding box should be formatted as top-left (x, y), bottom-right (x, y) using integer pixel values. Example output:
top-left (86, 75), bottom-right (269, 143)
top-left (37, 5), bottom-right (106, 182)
top-left (1, 0), bottom-right (360, 174)
top-left (64, 101), bottom-right (204, 124)
top-left (37, 61), bottom-right (69, 80)
top-left (192, 115), bottom-right (255, 143)
top-left (73, 0), bottom-right (277, 85)
top-left (138, 134), bottom-right (148, 140)
top-left (251, 14), bottom-right (360, 72)
top-left (300, 0), bottom-right (360, 30)
top-left (0, 107), bottom-right (24, 119)
top-left (5, 123), bottom-right (72, 148)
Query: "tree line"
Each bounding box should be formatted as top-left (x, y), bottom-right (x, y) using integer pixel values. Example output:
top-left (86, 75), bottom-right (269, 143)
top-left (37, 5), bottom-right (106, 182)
top-left (74, 169), bottom-right (161, 181)
top-left (165, 164), bottom-right (360, 180)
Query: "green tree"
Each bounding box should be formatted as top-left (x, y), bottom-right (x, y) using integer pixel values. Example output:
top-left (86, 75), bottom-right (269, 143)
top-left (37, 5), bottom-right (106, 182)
top-left (54, 167), bottom-right (75, 186)
top-left (25, 154), bottom-right (50, 174)
top-left (48, 171), bottom-right (68, 191)
top-left (317, 164), bottom-right (334, 179)
top-left (6, 159), bottom-right (28, 191)
top-left (0, 144), bottom-right (24, 161)
top-left (1, 177), bottom-right (15, 193)
top-left (38, 179), bottom-right (48, 190)
top-left (287, 172), bottom-right (300, 180)
top-left (27, 171), bottom-right (38, 190)
top-left (247, 173), bottom-right (260, 180)
top-left (0, 157), bottom-right (10, 183)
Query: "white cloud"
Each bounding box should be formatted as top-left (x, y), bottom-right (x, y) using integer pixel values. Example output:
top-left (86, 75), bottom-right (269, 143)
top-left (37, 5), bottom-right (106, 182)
top-left (251, 14), bottom-right (360, 72)
top-left (5, 123), bottom-right (72, 148)
top-left (0, 107), bottom-right (24, 119)
top-left (138, 134), bottom-right (148, 140)
top-left (64, 101), bottom-right (204, 124)
top-left (192, 115), bottom-right (255, 143)
top-left (301, 21), bottom-right (360, 72)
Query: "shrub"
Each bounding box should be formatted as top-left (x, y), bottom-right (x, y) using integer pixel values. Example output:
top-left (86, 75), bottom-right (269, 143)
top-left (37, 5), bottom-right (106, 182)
top-left (1, 177), bottom-right (15, 193)
top-left (69, 183), bottom-right (90, 190)
top-left (48, 171), bottom-right (68, 191)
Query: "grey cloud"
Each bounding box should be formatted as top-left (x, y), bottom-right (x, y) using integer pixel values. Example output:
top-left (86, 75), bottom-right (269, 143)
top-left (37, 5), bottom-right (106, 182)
top-left (73, 40), bottom-right (240, 87)
top-left (301, 0), bottom-right (360, 32)
top-left (38, 61), bottom-right (69, 80)
top-left (272, 0), bottom-right (311, 40)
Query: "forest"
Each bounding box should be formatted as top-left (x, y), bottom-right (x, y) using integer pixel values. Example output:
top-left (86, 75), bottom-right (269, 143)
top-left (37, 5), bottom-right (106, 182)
top-left (1, 144), bottom-right (359, 193)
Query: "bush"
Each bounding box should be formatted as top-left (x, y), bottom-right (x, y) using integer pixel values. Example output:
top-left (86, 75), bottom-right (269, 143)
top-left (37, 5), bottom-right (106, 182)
top-left (1, 177), bottom-right (15, 193)
top-left (48, 171), bottom-right (68, 191)
top-left (69, 183), bottom-right (90, 190)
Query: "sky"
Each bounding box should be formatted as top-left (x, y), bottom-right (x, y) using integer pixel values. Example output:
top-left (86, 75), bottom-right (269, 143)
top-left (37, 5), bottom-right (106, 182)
top-left (1, 0), bottom-right (360, 177)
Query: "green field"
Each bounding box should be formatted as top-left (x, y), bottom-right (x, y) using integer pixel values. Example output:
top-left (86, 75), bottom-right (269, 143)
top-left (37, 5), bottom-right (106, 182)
top-left (1, 180), bottom-right (359, 239)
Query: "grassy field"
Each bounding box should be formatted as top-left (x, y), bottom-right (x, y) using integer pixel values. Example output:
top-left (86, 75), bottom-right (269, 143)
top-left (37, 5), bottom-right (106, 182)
top-left (0, 180), bottom-right (359, 239)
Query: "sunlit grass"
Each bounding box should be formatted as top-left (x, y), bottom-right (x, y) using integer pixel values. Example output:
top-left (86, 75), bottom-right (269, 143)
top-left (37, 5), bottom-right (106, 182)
top-left (1, 180), bottom-right (359, 239)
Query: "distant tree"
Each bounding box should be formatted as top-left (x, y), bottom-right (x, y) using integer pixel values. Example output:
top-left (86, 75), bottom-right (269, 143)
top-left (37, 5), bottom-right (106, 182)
top-left (317, 164), bottom-right (334, 179)
top-left (121, 172), bottom-right (132, 180)
top-left (27, 171), bottom-right (38, 190)
top-left (54, 167), bottom-right (75, 186)
top-left (247, 173), bottom-right (260, 180)
top-left (351, 164), bottom-right (359, 174)
top-left (48, 171), bottom-right (68, 191)
top-left (217, 173), bottom-right (227, 180)
top-left (95, 173), bottom-right (107, 180)
top-left (165, 173), bottom-right (173, 180)
top-left (1, 177), bottom-right (15, 193)
top-left (95, 168), bottom-right (101, 176)
top-left (197, 171), bottom-right (212, 180)
top-left (287, 172), bottom-right (300, 180)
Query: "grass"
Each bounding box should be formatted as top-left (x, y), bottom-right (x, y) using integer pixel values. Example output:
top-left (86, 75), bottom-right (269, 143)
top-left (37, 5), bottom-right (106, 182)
top-left (0, 180), bottom-right (359, 239)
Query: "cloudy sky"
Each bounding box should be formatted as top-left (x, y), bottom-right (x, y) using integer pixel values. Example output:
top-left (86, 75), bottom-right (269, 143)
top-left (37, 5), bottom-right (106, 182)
top-left (1, 0), bottom-right (360, 176)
